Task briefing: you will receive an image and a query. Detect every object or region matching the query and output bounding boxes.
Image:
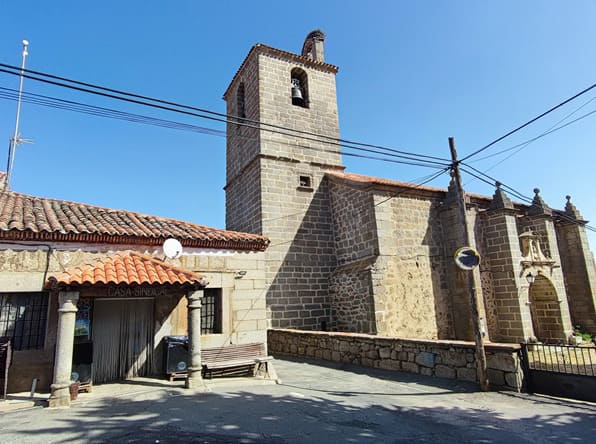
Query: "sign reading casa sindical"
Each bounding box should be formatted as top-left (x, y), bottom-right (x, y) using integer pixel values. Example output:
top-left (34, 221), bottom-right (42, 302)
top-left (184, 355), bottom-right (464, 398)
top-left (454, 246), bottom-right (481, 271)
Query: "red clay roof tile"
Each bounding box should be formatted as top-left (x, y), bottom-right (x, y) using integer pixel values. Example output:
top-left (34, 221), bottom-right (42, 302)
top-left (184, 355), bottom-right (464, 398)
top-left (326, 172), bottom-right (448, 193)
top-left (47, 251), bottom-right (205, 288)
top-left (326, 172), bottom-right (492, 201)
top-left (0, 190), bottom-right (269, 251)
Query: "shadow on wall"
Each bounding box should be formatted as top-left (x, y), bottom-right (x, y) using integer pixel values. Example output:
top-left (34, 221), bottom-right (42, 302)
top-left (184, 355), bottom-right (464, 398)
top-left (267, 183), bottom-right (336, 331)
top-left (425, 214), bottom-right (455, 340)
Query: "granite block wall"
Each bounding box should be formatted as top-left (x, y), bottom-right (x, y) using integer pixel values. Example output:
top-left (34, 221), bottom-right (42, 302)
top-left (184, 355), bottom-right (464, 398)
top-left (268, 329), bottom-right (523, 391)
top-left (556, 222), bottom-right (596, 334)
top-left (372, 191), bottom-right (453, 339)
top-left (225, 46), bottom-right (343, 330)
top-left (479, 209), bottom-right (532, 342)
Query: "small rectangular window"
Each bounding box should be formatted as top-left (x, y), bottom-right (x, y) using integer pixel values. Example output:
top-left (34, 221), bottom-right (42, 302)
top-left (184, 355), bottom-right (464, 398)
top-left (0, 292), bottom-right (48, 350)
top-left (299, 175), bottom-right (312, 189)
top-left (201, 288), bottom-right (222, 334)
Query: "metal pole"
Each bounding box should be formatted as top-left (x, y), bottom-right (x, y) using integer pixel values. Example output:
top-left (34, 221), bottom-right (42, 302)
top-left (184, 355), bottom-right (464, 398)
top-left (6, 39), bottom-right (30, 190)
top-left (449, 136), bottom-right (489, 391)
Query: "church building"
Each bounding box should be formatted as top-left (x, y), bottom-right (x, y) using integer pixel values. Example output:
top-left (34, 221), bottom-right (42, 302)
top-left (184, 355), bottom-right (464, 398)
top-left (223, 30), bottom-right (596, 344)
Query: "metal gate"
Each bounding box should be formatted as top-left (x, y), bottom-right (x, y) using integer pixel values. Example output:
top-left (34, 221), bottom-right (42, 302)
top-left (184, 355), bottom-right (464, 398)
top-left (521, 343), bottom-right (596, 402)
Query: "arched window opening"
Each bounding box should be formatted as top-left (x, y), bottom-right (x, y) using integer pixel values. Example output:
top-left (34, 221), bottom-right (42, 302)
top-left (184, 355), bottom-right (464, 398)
top-left (290, 68), bottom-right (309, 108)
top-left (237, 82), bottom-right (246, 119)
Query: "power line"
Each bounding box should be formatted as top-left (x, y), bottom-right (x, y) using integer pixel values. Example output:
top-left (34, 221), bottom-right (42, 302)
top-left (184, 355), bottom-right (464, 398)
top-left (0, 85), bottom-right (446, 170)
top-left (459, 164), bottom-right (596, 233)
top-left (471, 108), bottom-right (596, 176)
top-left (264, 167), bottom-right (451, 229)
top-left (0, 87), bottom-right (228, 137)
top-left (262, 168), bottom-right (450, 222)
top-left (4, 63), bottom-right (592, 227)
top-left (0, 69), bottom-right (449, 168)
top-left (471, 96), bottom-right (596, 164)
top-left (0, 63), bottom-right (450, 163)
top-left (460, 82), bottom-right (596, 162)
top-left (0, 87), bottom-right (227, 137)
top-left (461, 97), bottom-right (596, 189)
top-left (373, 167), bottom-right (450, 207)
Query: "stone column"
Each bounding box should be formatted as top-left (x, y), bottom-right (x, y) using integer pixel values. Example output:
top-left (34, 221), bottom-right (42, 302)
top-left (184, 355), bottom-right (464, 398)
top-left (185, 289), bottom-right (207, 391)
top-left (481, 184), bottom-right (533, 343)
top-left (48, 291), bottom-right (79, 408)
top-left (522, 189), bottom-right (574, 341)
top-left (556, 196), bottom-right (596, 334)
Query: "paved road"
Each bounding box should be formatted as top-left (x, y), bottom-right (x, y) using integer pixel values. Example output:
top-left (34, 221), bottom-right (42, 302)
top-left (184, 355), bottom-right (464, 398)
top-left (1, 356), bottom-right (595, 443)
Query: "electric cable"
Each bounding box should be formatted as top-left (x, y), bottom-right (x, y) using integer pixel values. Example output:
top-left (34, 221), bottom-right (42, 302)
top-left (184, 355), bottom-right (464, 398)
top-left (471, 96), bottom-right (596, 164)
top-left (462, 98), bottom-right (596, 189)
top-left (0, 63), bottom-right (450, 163)
top-left (0, 85), bottom-right (445, 170)
top-left (0, 70), bottom-right (450, 168)
top-left (0, 87), bottom-right (227, 137)
top-left (373, 166), bottom-right (451, 207)
top-left (3, 64), bottom-right (593, 231)
top-left (459, 165), bottom-right (596, 233)
top-left (460, 82), bottom-right (596, 162)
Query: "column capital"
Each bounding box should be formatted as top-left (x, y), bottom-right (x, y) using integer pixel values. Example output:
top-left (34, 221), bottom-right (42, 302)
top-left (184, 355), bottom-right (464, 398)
top-left (58, 291), bottom-right (79, 313)
top-left (186, 289), bottom-right (204, 309)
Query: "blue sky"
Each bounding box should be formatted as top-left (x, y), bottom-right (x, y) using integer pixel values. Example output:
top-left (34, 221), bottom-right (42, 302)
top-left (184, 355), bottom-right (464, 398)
top-left (1, 1), bottom-right (595, 247)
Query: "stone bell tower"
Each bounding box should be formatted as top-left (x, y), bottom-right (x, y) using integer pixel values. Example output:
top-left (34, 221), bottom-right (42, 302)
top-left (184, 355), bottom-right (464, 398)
top-left (224, 30), bottom-right (344, 329)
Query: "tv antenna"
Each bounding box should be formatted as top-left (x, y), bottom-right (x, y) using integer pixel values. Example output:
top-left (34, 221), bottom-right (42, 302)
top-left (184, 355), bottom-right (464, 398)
top-left (5, 39), bottom-right (33, 190)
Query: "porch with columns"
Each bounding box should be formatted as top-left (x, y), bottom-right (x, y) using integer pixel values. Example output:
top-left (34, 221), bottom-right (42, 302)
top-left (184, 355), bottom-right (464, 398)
top-left (45, 251), bottom-right (208, 408)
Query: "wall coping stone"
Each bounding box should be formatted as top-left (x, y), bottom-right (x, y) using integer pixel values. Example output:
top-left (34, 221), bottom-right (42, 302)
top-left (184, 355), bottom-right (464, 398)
top-left (270, 328), bottom-right (521, 353)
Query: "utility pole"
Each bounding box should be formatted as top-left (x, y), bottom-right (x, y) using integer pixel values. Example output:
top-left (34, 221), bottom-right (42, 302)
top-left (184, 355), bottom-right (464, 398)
top-left (449, 136), bottom-right (489, 391)
top-left (5, 39), bottom-right (30, 191)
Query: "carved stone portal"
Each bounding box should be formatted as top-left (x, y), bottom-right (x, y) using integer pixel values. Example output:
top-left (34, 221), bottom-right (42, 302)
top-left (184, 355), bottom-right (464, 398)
top-left (519, 229), bottom-right (556, 276)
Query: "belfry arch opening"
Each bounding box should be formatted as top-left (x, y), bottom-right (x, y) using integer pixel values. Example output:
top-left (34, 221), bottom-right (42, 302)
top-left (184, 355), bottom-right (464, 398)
top-left (237, 82), bottom-right (246, 119)
top-left (290, 68), bottom-right (309, 108)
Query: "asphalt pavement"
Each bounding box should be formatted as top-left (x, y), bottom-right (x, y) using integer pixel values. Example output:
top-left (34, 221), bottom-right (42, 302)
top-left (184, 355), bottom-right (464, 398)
top-left (1, 355), bottom-right (595, 443)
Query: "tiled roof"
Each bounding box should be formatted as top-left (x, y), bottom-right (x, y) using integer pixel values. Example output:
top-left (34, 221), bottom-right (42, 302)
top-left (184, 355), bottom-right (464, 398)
top-left (0, 190), bottom-right (269, 251)
top-left (326, 172), bottom-right (492, 202)
top-left (326, 172), bottom-right (447, 194)
top-left (47, 251), bottom-right (205, 288)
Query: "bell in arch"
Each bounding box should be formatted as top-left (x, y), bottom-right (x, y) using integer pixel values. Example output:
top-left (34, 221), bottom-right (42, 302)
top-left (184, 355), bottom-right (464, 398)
top-left (291, 78), bottom-right (304, 106)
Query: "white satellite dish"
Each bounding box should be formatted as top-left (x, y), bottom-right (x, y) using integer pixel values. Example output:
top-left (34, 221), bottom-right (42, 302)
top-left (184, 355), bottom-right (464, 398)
top-left (163, 238), bottom-right (183, 259)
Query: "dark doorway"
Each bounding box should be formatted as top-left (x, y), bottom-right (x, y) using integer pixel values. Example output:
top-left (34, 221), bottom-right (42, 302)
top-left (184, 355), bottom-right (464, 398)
top-left (92, 298), bottom-right (155, 384)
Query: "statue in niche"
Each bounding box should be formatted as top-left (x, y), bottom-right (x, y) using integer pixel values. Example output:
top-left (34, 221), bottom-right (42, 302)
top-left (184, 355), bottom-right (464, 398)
top-left (519, 229), bottom-right (556, 272)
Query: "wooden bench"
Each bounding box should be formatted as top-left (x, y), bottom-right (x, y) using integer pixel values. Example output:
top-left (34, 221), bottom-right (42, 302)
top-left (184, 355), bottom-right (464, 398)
top-left (201, 342), bottom-right (275, 380)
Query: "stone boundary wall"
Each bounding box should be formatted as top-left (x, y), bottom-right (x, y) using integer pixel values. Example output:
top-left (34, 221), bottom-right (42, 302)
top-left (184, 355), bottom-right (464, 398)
top-left (268, 329), bottom-right (523, 391)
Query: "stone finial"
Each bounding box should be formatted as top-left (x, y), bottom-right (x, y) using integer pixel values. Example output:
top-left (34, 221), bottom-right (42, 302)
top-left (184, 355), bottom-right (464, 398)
top-left (301, 29), bottom-right (326, 62)
top-left (527, 187), bottom-right (552, 216)
top-left (489, 181), bottom-right (514, 211)
top-left (564, 195), bottom-right (584, 220)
